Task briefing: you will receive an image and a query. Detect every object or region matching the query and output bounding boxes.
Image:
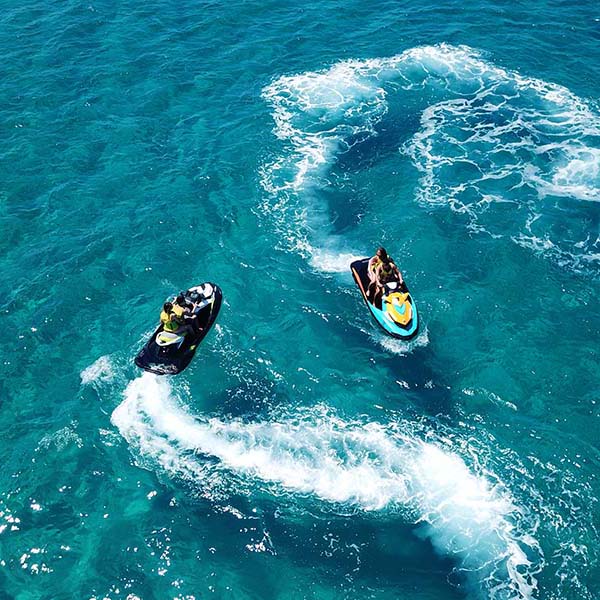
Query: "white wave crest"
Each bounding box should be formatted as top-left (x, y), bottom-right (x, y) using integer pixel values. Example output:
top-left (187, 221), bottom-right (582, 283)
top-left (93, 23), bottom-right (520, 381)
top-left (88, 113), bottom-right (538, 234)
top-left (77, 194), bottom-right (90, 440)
top-left (113, 374), bottom-right (540, 599)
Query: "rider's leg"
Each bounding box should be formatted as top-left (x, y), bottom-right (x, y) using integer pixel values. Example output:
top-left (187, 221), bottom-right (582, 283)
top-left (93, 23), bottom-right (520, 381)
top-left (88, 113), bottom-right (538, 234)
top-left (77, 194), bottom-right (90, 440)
top-left (367, 281), bottom-right (377, 299)
top-left (373, 285), bottom-right (384, 309)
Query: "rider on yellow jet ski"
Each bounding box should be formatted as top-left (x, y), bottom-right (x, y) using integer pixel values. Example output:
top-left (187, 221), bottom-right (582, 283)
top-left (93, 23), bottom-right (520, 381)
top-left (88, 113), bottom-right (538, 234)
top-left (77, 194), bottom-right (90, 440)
top-left (367, 247), bottom-right (403, 306)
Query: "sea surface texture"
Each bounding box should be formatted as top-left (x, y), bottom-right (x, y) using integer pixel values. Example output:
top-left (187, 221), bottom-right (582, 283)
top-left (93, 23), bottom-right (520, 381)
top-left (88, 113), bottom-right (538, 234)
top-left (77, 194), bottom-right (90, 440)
top-left (1, 0), bottom-right (599, 598)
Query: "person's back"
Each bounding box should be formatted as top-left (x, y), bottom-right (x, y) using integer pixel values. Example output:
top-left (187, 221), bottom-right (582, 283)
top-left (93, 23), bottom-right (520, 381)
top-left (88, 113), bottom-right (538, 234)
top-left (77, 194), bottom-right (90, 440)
top-left (377, 257), bottom-right (400, 284)
top-left (371, 255), bottom-right (403, 307)
top-left (368, 247), bottom-right (388, 282)
top-left (160, 302), bottom-right (181, 333)
top-left (367, 246), bottom-right (388, 300)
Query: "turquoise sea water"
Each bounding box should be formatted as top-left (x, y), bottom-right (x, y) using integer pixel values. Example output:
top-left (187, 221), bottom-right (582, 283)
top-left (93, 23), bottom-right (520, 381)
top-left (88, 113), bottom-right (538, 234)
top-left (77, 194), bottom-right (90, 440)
top-left (1, 0), bottom-right (599, 598)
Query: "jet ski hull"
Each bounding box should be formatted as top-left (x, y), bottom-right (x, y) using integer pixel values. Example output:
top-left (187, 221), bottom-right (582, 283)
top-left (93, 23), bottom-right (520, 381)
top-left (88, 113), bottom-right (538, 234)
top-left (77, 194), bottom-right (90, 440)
top-left (134, 283), bottom-right (222, 375)
top-left (350, 258), bottom-right (419, 340)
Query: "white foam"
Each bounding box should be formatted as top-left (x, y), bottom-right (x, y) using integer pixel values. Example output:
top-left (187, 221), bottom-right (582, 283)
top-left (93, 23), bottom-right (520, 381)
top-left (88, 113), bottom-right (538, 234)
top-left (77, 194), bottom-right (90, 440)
top-left (370, 325), bottom-right (429, 355)
top-left (113, 374), bottom-right (540, 598)
top-left (308, 247), bottom-right (364, 273)
top-left (542, 146), bottom-right (600, 201)
top-left (80, 355), bottom-right (115, 385)
top-left (261, 43), bottom-right (600, 271)
top-left (261, 54), bottom-right (389, 266)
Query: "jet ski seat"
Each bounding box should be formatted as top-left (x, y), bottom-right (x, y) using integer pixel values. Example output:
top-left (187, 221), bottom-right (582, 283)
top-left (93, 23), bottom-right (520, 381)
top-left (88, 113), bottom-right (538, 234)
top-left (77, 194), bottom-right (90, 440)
top-left (156, 331), bottom-right (185, 347)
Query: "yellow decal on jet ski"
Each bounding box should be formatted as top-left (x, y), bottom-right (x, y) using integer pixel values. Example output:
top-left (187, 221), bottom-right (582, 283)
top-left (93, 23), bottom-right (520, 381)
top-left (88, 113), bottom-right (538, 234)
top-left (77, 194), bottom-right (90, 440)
top-left (385, 292), bottom-right (412, 326)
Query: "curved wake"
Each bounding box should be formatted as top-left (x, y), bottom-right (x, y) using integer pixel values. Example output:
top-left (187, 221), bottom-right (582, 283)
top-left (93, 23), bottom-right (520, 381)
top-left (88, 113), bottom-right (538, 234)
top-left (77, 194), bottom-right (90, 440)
top-left (113, 374), bottom-right (541, 599)
top-left (261, 44), bottom-right (600, 273)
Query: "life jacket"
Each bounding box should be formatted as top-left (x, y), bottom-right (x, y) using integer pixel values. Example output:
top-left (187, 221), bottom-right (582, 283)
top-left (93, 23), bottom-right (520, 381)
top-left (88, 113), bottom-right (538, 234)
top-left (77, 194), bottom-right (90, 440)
top-left (379, 261), bottom-right (396, 283)
top-left (171, 304), bottom-right (185, 319)
top-left (160, 310), bottom-right (180, 333)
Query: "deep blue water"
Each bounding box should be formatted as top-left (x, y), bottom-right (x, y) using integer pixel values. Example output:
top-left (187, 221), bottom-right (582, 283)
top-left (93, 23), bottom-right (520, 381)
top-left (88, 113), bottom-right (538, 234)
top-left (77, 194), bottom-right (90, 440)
top-left (1, 1), bottom-right (599, 598)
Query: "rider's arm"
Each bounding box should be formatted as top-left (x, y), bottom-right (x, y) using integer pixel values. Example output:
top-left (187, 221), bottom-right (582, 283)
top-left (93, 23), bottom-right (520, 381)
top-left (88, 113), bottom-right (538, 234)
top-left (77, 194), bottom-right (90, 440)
top-left (367, 257), bottom-right (377, 280)
top-left (394, 264), bottom-right (403, 283)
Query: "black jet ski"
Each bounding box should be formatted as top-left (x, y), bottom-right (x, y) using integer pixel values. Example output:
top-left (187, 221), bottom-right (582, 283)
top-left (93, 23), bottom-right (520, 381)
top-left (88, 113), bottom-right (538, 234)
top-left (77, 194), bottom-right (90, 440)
top-left (134, 283), bottom-right (222, 375)
top-left (350, 258), bottom-right (419, 340)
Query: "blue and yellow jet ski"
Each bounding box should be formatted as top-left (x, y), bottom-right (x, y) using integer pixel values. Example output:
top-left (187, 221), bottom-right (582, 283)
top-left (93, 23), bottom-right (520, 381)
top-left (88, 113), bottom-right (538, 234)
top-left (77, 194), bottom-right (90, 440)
top-left (350, 258), bottom-right (419, 340)
top-left (135, 283), bottom-right (222, 375)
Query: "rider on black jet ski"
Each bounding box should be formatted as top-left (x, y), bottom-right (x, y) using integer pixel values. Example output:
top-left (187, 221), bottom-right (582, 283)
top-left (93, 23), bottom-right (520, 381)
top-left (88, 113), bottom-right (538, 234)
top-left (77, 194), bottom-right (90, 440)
top-left (159, 294), bottom-right (202, 337)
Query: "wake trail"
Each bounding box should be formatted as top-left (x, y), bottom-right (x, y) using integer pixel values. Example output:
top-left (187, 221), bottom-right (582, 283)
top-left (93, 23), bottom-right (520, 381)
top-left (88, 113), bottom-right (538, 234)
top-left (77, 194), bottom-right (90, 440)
top-left (261, 43), bottom-right (600, 274)
top-left (112, 373), bottom-right (541, 599)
